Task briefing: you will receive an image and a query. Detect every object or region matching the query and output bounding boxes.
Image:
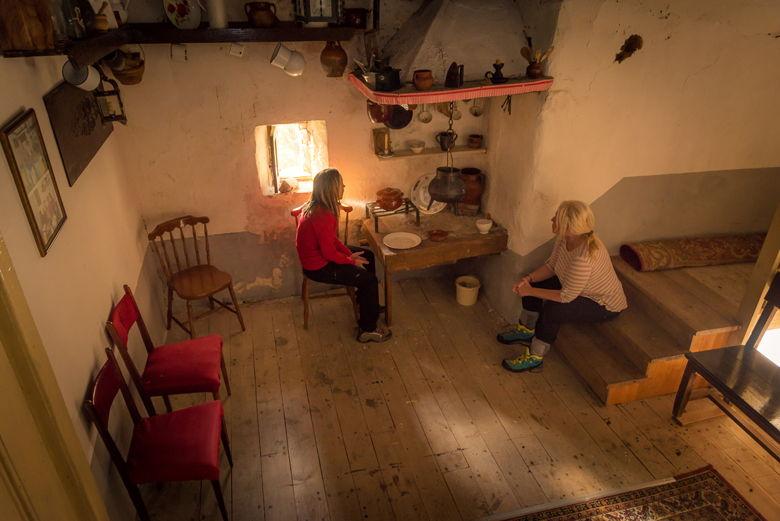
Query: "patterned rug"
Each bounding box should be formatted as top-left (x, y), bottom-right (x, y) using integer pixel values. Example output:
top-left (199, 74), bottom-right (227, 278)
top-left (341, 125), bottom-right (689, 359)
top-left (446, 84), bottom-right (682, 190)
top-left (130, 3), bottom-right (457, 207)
top-left (619, 233), bottom-right (764, 272)
top-left (500, 466), bottom-right (765, 520)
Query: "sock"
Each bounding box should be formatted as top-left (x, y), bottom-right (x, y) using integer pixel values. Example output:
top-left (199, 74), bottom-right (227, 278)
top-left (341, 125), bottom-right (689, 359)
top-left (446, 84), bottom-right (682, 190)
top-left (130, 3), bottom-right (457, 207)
top-left (530, 337), bottom-right (550, 357)
top-left (519, 309), bottom-right (539, 330)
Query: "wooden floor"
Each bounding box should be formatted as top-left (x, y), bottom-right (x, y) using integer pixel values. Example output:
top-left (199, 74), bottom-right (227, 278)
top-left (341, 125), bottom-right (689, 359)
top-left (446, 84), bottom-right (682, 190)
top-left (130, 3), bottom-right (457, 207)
top-left (144, 278), bottom-right (780, 521)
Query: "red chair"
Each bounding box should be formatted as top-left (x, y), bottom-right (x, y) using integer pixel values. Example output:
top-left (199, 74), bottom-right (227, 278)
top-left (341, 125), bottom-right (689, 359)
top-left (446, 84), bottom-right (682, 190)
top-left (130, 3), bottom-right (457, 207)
top-left (84, 348), bottom-right (233, 521)
top-left (106, 284), bottom-right (230, 417)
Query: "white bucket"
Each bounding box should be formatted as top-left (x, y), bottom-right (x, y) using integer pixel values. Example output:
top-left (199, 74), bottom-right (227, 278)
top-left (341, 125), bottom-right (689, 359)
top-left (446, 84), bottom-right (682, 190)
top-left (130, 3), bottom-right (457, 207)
top-left (455, 275), bottom-right (481, 306)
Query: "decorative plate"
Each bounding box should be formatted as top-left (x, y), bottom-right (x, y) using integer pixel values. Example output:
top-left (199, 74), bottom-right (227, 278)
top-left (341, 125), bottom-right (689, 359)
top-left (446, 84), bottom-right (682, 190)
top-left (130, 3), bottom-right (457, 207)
top-left (383, 232), bottom-right (422, 250)
top-left (163, 0), bottom-right (202, 29)
top-left (410, 173), bottom-right (447, 215)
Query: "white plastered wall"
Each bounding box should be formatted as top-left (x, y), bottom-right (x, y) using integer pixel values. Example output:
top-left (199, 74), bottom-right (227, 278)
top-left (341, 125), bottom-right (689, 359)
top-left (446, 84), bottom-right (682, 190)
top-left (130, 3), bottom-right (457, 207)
top-left (487, 0), bottom-right (780, 255)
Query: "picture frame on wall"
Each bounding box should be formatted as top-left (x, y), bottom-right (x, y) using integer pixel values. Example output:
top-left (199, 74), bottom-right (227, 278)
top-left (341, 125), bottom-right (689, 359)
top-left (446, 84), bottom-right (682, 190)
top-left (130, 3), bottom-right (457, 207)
top-left (1, 109), bottom-right (67, 257)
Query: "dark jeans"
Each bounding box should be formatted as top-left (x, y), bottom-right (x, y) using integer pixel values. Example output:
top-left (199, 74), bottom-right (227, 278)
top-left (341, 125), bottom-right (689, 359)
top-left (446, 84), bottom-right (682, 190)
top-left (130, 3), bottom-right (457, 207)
top-left (522, 277), bottom-right (619, 344)
top-left (303, 246), bottom-right (380, 332)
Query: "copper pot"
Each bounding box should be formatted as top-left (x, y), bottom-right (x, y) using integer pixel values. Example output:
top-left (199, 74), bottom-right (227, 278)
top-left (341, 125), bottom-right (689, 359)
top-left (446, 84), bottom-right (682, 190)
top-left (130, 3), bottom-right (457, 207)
top-left (376, 187), bottom-right (403, 211)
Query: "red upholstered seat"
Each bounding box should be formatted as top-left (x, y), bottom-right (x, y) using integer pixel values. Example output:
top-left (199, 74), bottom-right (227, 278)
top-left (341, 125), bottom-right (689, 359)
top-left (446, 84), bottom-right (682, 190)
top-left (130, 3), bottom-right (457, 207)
top-left (142, 335), bottom-right (222, 395)
top-left (106, 285), bottom-right (231, 417)
top-left (128, 401), bottom-right (224, 484)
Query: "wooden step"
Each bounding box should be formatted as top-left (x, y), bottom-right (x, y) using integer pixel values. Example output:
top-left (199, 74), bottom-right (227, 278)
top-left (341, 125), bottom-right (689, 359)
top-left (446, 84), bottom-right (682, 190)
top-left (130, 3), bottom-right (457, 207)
top-left (593, 304), bottom-right (687, 372)
top-left (555, 325), bottom-right (644, 404)
top-left (612, 256), bottom-right (741, 349)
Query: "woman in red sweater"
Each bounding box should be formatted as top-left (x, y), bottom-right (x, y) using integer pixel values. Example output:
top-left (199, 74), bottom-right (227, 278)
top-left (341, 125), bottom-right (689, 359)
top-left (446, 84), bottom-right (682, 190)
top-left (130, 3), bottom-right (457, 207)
top-left (296, 168), bottom-right (391, 343)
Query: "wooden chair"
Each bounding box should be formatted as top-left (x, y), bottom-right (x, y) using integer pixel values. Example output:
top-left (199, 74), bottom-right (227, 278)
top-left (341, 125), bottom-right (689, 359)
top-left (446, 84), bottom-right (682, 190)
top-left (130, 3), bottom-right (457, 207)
top-left (148, 215), bottom-right (245, 338)
top-left (673, 271), bottom-right (780, 459)
top-left (83, 348), bottom-right (233, 521)
top-left (291, 203), bottom-right (358, 329)
top-left (106, 284), bottom-right (230, 417)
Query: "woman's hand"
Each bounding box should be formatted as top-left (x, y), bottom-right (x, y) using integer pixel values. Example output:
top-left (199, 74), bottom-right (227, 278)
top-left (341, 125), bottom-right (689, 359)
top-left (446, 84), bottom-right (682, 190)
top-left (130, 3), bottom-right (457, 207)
top-left (512, 280), bottom-right (534, 297)
top-left (351, 251), bottom-right (368, 268)
top-left (512, 274), bottom-right (532, 294)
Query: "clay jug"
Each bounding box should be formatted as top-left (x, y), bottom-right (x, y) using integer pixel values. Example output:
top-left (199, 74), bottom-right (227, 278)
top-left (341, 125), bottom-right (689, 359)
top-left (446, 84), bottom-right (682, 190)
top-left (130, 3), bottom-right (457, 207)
top-left (245, 2), bottom-right (277, 28)
top-left (412, 69), bottom-right (433, 91)
top-left (320, 41), bottom-right (348, 77)
top-left (459, 167), bottom-right (485, 205)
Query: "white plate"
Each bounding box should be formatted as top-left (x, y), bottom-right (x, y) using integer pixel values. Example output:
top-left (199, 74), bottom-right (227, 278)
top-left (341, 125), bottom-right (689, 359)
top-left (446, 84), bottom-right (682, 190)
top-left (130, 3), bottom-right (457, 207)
top-left (410, 173), bottom-right (447, 215)
top-left (383, 232), bottom-right (422, 250)
top-left (163, 0), bottom-right (202, 29)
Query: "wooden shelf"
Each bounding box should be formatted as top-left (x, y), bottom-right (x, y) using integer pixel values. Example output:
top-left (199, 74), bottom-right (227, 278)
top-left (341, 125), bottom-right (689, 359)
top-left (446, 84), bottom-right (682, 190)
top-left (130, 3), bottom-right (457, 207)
top-left (349, 73), bottom-right (553, 105)
top-left (3, 22), bottom-right (358, 68)
top-left (377, 145), bottom-right (486, 160)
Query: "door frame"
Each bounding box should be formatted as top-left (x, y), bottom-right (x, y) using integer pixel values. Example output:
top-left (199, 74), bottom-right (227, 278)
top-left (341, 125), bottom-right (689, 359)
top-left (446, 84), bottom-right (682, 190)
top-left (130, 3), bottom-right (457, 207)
top-left (0, 235), bottom-right (109, 521)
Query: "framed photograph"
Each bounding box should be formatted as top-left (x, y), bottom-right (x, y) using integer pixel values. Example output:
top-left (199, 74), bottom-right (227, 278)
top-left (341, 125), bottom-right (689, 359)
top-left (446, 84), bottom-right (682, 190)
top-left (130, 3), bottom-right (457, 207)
top-left (1, 109), bottom-right (67, 256)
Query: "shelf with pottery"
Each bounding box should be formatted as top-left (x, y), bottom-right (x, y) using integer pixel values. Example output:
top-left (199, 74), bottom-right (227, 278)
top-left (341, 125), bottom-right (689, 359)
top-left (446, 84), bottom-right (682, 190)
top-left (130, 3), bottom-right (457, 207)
top-left (348, 72), bottom-right (553, 105)
top-left (376, 145), bottom-right (486, 160)
top-left (2, 23), bottom-right (358, 68)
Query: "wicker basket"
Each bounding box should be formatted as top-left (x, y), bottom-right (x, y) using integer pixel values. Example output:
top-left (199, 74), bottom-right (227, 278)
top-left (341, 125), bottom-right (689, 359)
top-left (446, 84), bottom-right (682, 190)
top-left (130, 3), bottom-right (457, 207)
top-left (111, 51), bottom-right (145, 85)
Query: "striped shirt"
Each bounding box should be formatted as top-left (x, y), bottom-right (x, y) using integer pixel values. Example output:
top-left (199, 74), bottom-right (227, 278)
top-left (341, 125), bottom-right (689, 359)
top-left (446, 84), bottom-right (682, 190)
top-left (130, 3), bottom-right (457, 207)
top-left (545, 237), bottom-right (627, 312)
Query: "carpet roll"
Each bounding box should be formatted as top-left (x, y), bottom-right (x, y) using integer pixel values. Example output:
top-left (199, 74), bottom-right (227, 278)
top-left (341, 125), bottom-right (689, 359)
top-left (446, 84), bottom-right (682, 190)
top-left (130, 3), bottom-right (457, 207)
top-left (619, 233), bottom-right (765, 272)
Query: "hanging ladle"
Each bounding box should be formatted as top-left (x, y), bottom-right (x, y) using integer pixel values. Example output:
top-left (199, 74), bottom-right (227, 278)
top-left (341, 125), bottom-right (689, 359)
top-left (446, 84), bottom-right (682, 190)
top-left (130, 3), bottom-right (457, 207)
top-left (469, 99), bottom-right (484, 117)
top-left (417, 103), bottom-right (432, 124)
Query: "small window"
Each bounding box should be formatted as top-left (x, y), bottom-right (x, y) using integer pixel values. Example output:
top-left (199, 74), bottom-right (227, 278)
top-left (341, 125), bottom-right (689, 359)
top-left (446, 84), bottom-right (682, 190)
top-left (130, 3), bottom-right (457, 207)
top-left (257, 120), bottom-right (329, 194)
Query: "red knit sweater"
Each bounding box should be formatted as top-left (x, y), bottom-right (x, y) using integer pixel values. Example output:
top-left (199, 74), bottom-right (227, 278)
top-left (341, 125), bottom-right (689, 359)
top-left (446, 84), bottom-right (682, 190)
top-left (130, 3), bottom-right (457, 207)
top-left (295, 207), bottom-right (354, 271)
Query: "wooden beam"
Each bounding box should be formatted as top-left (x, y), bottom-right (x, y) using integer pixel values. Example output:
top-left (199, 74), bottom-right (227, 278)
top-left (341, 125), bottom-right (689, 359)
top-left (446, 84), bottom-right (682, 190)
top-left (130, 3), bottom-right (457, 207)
top-left (737, 204), bottom-right (780, 344)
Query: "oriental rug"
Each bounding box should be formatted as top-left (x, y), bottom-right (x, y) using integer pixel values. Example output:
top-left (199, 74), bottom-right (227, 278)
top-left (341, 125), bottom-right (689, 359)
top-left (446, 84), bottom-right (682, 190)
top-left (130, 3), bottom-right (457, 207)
top-left (497, 466), bottom-right (765, 520)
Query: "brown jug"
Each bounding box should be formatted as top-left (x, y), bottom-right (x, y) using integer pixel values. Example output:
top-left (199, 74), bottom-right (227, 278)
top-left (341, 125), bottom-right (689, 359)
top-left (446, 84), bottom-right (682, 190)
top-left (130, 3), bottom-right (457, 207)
top-left (245, 2), bottom-right (277, 28)
top-left (320, 41), bottom-right (348, 77)
top-left (459, 168), bottom-right (485, 205)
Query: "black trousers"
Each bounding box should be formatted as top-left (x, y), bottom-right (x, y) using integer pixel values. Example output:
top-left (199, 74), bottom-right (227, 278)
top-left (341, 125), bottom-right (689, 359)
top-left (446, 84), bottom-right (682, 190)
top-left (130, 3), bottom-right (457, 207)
top-left (522, 277), bottom-right (619, 344)
top-left (303, 246), bottom-right (380, 332)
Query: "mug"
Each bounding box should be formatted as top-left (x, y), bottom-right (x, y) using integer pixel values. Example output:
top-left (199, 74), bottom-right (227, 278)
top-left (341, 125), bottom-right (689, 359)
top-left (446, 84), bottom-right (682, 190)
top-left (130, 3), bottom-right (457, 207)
top-left (436, 130), bottom-right (458, 151)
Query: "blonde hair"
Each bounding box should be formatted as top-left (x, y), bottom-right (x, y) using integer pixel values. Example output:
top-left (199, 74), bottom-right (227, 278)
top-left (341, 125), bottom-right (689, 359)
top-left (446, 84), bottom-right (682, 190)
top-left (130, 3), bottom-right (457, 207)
top-left (302, 168), bottom-right (342, 218)
top-left (554, 200), bottom-right (600, 257)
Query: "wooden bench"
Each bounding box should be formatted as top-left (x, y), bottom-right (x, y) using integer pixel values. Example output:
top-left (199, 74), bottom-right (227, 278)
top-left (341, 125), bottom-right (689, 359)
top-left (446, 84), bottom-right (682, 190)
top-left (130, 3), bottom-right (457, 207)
top-left (673, 272), bottom-right (779, 461)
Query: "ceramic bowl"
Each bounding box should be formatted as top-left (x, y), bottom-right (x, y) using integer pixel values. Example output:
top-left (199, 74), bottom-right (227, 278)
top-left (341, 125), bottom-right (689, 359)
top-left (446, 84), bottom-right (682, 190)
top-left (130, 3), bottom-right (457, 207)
top-left (476, 219), bottom-right (493, 234)
top-left (407, 140), bottom-right (425, 154)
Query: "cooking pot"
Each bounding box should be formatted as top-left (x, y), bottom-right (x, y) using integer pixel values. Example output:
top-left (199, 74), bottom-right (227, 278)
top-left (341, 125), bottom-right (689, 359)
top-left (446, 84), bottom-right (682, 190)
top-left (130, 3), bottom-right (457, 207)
top-left (428, 166), bottom-right (465, 204)
top-left (384, 105), bottom-right (413, 129)
top-left (375, 67), bottom-right (401, 92)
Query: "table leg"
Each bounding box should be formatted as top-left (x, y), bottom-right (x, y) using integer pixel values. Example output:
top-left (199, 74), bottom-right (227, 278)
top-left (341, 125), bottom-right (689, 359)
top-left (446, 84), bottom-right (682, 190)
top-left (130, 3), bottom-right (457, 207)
top-left (673, 361), bottom-right (697, 420)
top-left (384, 267), bottom-right (392, 326)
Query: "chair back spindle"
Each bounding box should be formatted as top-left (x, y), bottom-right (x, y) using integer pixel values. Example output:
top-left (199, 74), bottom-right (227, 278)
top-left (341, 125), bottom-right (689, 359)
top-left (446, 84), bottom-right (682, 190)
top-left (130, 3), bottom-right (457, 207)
top-left (290, 204), bottom-right (353, 244)
top-left (148, 216), bottom-right (213, 281)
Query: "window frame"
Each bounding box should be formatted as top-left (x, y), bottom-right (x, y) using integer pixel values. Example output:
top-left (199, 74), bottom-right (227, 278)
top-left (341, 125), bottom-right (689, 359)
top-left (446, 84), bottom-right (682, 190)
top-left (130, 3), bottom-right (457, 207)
top-left (267, 121), bottom-right (326, 194)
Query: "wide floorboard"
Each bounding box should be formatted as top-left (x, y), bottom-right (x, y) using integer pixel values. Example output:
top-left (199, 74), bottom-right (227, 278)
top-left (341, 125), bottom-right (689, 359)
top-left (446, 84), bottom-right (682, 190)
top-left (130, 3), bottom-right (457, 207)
top-left (145, 278), bottom-right (780, 521)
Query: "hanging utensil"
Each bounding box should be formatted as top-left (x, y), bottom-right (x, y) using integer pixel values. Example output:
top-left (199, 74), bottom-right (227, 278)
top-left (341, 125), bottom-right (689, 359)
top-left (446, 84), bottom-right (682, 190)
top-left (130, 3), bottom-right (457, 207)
top-left (469, 99), bottom-right (483, 117)
top-left (451, 101), bottom-right (462, 120)
top-left (417, 103), bottom-right (432, 124)
top-left (384, 105), bottom-right (413, 129)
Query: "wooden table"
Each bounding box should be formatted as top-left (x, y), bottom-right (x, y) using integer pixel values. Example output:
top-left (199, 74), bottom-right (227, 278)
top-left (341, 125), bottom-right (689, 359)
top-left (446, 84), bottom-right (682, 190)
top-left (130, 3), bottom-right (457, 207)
top-left (362, 212), bottom-right (508, 325)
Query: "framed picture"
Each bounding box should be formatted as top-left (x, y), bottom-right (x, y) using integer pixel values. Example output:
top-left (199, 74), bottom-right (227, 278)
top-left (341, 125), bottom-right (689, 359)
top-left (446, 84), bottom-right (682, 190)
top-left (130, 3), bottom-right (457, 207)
top-left (44, 81), bottom-right (113, 186)
top-left (1, 109), bottom-right (67, 256)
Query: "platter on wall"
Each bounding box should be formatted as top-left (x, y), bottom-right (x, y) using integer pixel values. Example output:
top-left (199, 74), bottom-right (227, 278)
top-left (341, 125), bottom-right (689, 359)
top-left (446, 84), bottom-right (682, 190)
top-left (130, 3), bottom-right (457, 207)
top-left (411, 172), bottom-right (447, 215)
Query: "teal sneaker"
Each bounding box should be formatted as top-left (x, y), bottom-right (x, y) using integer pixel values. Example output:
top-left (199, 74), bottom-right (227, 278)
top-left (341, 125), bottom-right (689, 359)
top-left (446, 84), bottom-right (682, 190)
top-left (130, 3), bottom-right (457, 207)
top-left (502, 353), bottom-right (543, 373)
top-left (496, 324), bottom-right (535, 345)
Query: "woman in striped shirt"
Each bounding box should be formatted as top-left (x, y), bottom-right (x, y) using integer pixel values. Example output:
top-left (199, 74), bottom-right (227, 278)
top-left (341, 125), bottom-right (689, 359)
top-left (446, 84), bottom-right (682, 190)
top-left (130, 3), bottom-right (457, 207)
top-left (498, 200), bottom-right (627, 372)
